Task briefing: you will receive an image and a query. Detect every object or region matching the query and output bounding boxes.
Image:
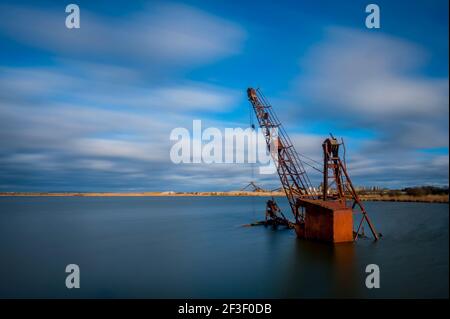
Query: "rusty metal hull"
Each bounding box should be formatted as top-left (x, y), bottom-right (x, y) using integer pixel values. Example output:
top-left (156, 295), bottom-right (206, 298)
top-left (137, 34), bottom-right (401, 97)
top-left (295, 199), bottom-right (354, 243)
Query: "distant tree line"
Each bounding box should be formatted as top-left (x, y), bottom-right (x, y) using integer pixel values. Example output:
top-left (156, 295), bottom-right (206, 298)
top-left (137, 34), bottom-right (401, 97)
top-left (356, 186), bottom-right (449, 197)
top-left (402, 186), bottom-right (449, 196)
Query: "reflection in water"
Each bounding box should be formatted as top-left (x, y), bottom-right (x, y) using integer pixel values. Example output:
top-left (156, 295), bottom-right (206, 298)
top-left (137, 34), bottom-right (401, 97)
top-left (277, 239), bottom-right (359, 298)
top-left (332, 242), bottom-right (359, 298)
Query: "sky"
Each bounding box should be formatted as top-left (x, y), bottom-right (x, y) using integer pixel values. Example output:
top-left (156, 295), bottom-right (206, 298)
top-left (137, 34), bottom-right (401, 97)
top-left (0, 0), bottom-right (448, 192)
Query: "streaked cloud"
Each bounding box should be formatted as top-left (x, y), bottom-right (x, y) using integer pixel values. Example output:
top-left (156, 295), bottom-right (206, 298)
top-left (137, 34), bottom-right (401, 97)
top-left (0, 3), bottom-right (246, 67)
top-left (294, 27), bottom-right (449, 150)
top-left (0, 2), bottom-right (447, 191)
top-left (0, 2), bottom-right (249, 191)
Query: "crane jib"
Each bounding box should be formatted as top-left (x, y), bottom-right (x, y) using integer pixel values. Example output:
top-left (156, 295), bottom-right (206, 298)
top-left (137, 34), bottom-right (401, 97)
top-left (247, 87), bottom-right (318, 222)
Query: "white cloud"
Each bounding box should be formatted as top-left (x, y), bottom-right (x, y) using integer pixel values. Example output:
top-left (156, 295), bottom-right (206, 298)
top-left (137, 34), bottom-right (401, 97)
top-left (70, 138), bottom-right (167, 162)
top-left (294, 27), bottom-right (449, 151)
top-left (0, 65), bottom-right (239, 112)
top-left (297, 27), bottom-right (448, 120)
top-left (0, 3), bottom-right (246, 66)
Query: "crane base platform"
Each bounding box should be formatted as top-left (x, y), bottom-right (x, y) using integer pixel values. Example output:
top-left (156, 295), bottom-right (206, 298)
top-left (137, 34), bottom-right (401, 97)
top-left (295, 199), bottom-right (354, 243)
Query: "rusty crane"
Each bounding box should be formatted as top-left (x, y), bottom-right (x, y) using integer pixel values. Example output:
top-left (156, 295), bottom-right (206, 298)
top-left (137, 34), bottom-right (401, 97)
top-left (247, 87), bottom-right (379, 242)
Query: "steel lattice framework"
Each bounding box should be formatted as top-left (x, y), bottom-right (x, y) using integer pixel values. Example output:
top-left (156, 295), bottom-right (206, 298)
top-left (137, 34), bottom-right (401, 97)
top-left (247, 88), bottom-right (318, 222)
top-left (322, 137), bottom-right (379, 240)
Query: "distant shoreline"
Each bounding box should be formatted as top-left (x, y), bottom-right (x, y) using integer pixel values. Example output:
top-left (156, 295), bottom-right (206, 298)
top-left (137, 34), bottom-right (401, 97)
top-left (0, 192), bottom-right (447, 203)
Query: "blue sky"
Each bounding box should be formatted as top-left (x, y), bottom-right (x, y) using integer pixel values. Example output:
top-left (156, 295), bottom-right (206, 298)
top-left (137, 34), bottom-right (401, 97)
top-left (0, 0), bottom-right (448, 191)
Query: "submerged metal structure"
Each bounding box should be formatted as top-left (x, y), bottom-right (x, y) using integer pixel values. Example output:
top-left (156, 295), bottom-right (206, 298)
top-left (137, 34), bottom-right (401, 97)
top-left (246, 87), bottom-right (379, 242)
top-left (240, 181), bottom-right (267, 192)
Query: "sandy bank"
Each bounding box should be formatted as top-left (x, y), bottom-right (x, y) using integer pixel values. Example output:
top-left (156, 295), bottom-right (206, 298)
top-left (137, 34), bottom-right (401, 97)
top-left (0, 192), bottom-right (448, 203)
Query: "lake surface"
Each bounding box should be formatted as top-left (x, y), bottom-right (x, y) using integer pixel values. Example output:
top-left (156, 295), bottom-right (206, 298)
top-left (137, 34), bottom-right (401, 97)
top-left (0, 196), bottom-right (448, 298)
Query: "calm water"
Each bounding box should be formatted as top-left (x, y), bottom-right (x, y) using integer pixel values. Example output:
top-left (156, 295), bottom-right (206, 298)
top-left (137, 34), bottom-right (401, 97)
top-left (0, 196), bottom-right (448, 298)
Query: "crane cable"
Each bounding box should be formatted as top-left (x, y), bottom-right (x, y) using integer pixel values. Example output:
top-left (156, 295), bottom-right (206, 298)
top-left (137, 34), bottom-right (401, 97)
top-left (297, 153), bottom-right (323, 173)
top-left (248, 101), bottom-right (257, 221)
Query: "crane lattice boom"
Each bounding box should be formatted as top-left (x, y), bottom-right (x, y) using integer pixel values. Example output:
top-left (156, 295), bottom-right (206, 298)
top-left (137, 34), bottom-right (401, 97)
top-left (247, 88), bottom-right (318, 222)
